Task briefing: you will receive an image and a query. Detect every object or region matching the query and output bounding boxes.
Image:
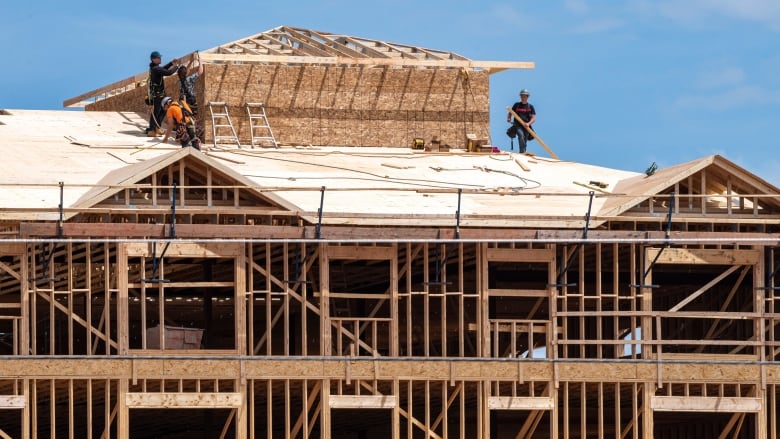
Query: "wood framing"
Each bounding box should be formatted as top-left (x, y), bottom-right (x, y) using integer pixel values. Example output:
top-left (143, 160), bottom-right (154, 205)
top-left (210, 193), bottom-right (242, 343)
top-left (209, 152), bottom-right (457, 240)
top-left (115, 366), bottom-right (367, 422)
top-left (65, 25), bottom-right (533, 150)
top-left (5, 27), bottom-right (780, 438)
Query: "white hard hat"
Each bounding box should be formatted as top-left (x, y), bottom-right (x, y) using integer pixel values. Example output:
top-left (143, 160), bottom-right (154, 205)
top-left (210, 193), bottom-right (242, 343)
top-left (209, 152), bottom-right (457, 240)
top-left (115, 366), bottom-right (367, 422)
top-left (161, 96), bottom-right (172, 107)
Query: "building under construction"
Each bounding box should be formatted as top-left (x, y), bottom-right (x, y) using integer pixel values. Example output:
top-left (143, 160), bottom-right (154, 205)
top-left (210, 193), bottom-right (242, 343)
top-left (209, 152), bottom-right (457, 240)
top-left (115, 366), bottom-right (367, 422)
top-left (1, 25), bottom-right (780, 438)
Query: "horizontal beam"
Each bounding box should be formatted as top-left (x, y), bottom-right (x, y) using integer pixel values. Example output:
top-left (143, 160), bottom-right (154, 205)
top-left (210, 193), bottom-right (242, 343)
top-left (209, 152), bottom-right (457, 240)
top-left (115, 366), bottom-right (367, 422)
top-left (18, 222), bottom-right (780, 243)
top-left (650, 396), bottom-right (762, 413)
top-left (326, 244), bottom-right (395, 260)
top-left (488, 396), bottom-right (554, 410)
top-left (487, 288), bottom-right (550, 297)
top-left (485, 247), bottom-right (554, 263)
top-left (199, 52), bottom-right (534, 71)
top-left (0, 358), bottom-right (773, 384)
top-left (329, 395), bottom-right (397, 409)
top-left (124, 242), bottom-right (244, 258)
top-left (646, 247), bottom-right (761, 265)
top-left (0, 395), bottom-right (26, 409)
top-left (125, 392), bottom-right (243, 408)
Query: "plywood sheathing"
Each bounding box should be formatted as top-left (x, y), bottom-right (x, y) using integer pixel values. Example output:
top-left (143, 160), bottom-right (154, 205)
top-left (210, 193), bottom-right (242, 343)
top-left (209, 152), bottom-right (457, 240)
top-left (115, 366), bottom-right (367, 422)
top-left (86, 74), bottom-right (188, 117)
top-left (206, 64), bottom-right (488, 148)
top-left (84, 64), bottom-right (489, 149)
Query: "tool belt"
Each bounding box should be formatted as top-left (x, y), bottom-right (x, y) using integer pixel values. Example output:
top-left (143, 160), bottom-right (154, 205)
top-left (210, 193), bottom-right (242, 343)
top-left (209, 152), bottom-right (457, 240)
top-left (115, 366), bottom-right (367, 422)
top-left (174, 123), bottom-right (192, 142)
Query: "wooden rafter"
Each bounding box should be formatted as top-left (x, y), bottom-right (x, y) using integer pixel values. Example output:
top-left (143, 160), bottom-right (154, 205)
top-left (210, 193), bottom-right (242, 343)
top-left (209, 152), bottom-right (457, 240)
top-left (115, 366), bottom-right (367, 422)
top-left (198, 52), bottom-right (533, 70)
top-left (62, 52), bottom-right (196, 108)
top-left (278, 27), bottom-right (368, 58)
top-left (63, 25), bottom-right (533, 107)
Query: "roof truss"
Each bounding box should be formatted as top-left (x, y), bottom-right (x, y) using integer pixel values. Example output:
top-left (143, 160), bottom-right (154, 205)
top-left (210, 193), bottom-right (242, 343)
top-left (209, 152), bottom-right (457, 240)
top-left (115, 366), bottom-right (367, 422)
top-left (599, 155), bottom-right (780, 221)
top-left (70, 149), bottom-right (296, 221)
top-left (63, 25), bottom-right (533, 108)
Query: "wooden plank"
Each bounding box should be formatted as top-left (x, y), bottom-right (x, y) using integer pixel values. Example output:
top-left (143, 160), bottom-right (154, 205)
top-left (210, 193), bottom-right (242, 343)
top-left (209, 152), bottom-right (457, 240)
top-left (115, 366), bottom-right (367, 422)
top-left (0, 243), bottom-right (25, 255)
top-left (650, 396), bottom-right (762, 413)
top-left (199, 52), bottom-right (534, 70)
top-left (467, 323), bottom-right (552, 333)
top-left (124, 242), bottom-right (242, 258)
top-left (328, 292), bottom-right (392, 299)
top-left (668, 265), bottom-right (741, 312)
top-left (647, 247), bottom-right (761, 265)
top-left (127, 281), bottom-right (235, 288)
top-left (487, 288), bottom-right (549, 297)
top-left (662, 353), bottom-right (759, 361)
top-left (20, 222), bottom-right (305, 239)
top-left (125, 392), bottom-right (243, 408)
top-left (514, 158), bottom-right (531, 172)
top-left (0, 395), bottom-right (26, 409)
top-left (485, 247), bottom-right (554, 263)
top-left (506, 107), bottom-right (559, 159)
top-left (326, 245), bottom-right (395, 260)
top-left (573, 181), bottom-right (610, 194)
top-left (329, 395), bottom-right (397, 409)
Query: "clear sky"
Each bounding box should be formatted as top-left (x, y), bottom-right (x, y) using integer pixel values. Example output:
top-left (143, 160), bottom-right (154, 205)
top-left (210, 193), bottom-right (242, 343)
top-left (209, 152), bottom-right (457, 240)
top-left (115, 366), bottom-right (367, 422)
top-left (2, 1), bottom-right (779, 184)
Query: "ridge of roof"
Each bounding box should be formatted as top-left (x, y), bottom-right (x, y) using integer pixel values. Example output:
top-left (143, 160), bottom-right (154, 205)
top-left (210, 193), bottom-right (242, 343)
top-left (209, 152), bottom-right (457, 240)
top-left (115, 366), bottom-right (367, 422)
top-left (598, 154), bottom-right (780, 219)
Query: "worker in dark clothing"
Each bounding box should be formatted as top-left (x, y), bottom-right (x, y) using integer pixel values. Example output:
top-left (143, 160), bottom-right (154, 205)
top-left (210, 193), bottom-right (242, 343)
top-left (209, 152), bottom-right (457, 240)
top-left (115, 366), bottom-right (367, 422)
top-left (145, 51), bottom-right (178, 137)
top-left (506, 89), bottom-right (536, 153)
top-left (177, 52), bottom-right (203, 116)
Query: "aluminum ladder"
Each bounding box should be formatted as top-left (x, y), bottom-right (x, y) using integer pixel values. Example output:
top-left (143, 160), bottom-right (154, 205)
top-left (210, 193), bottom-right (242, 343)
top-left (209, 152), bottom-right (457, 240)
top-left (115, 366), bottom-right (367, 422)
top-left (207, 102), bottom-right (240, 148)
top-left (245, 103), bottom-right (278, 148)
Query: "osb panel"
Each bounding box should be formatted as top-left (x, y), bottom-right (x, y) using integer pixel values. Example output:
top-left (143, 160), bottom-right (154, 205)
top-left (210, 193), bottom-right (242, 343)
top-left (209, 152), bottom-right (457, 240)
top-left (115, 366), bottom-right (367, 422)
top-left (85, 65), bottom-right (491, 148)
top-left (87, 75), bottom-right (181, 120)
top-left (202, 64), bottom-right (490, 148)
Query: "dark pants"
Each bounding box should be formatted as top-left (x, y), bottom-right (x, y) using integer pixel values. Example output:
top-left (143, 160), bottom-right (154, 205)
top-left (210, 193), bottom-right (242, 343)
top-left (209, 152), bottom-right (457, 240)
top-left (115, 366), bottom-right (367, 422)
top-left (514, 123), bottom-right (529, 153)
top-left (147, 95), bottom-right (165, 132)
top-left (178, 123), bottom-right (201, 150)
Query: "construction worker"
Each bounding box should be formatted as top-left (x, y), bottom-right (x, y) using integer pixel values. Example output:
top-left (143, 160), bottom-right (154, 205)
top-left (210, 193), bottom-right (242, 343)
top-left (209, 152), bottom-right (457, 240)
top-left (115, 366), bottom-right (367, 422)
top-left (160, 96), bottom-right (201, 150)
top-left (145, 51), bottom-right (179, 137)
top-left (177, 52), bottom-right (203, 116)
top-left (507, 89), bottom-right (536, 153)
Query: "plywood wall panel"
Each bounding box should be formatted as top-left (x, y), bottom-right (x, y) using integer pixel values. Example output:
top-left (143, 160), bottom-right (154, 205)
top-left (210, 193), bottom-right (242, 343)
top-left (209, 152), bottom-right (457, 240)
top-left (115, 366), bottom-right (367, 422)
top-left (89, 64), bottom-right (490, 148)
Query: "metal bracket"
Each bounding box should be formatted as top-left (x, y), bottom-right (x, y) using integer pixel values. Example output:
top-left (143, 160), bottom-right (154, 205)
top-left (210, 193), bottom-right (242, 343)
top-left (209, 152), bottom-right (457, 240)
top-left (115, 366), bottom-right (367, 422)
top-left (630, 191), bottom-right (674, 289)
top-left (550, 191), bottom-right (595, 287)
top-left (424, 242), bottom-right (452, 286)
top-left (141, 183), bottom-right (177, 283)
top-left (316, 186), bottom-right (325, 239)
top-left (30, 182), bottom-right (65, 282)
top-left (455, 188), bottom-right (462, 239)
top-left (284, 245), bottom-right (314, 285)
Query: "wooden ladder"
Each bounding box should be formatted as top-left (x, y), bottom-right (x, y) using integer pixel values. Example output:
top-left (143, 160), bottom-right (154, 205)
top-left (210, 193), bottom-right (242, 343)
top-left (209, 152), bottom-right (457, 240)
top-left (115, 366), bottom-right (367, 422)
top-left (245, 103), bottom-right (278, 148)
top-left (207, 102), bottom-right (241, 148)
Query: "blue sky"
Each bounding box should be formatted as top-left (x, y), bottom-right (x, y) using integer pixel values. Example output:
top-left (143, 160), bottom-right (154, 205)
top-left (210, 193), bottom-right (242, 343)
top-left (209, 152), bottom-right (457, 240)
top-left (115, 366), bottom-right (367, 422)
top-left (3, 1), bottom-right (780, 184)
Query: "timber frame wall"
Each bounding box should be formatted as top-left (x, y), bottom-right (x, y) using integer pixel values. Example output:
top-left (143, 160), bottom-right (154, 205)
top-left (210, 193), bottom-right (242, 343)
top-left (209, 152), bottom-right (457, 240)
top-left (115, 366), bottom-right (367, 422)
top-left (2, 170), bottom-right (780, 437)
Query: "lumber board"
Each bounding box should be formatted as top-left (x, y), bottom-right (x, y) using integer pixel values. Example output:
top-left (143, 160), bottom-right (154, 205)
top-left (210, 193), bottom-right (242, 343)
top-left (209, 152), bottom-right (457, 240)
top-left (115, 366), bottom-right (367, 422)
top-left (123, 242), bottom-right (243, 258)
top-left (326, 245), bottom-right (395, 260)
top-left (199, 52), bottom-right (534, 70)
top-left (647, 247), bottom-right (761, 265)
top-left (650, 396), bottom-right (762, 413)
top-left (506, 106), bottom-right (558, 159)
top-left (0, 395), bottom-right (26, 409)
top-left (485, 247), bottom-right (554, 263)
top-left (0, 358), bottom-right (774, 384)
top-left (328, 395), bottom-right (397, 409)
top-left (125, 392), bottom-right (243, 408)
top-left (488, 396), bottom-right (555, 410)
